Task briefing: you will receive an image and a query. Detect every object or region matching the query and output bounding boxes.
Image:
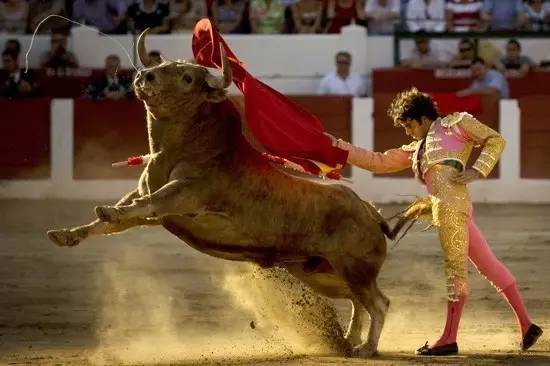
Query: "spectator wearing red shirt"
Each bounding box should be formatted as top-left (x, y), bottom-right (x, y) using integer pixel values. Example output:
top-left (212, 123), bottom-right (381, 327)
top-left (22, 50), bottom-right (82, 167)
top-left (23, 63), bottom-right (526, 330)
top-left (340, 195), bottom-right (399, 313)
top-left (326, 0), bottom-right (365, 34)
top-left (446, 0), bottom-right (483, 32)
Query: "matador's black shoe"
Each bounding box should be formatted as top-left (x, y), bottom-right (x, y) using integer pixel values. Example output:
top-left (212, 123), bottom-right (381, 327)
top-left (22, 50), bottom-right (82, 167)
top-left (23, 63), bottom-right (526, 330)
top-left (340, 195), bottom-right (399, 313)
top-left (415, 341), bottom-right (458, 356)
top-left (522, 324), bottom-right (543, 351)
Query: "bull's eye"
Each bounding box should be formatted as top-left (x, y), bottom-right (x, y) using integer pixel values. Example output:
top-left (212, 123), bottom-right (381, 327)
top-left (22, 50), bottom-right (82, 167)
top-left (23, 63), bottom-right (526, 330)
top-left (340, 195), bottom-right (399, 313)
top-left (183, 74), bottom-right (193, 84)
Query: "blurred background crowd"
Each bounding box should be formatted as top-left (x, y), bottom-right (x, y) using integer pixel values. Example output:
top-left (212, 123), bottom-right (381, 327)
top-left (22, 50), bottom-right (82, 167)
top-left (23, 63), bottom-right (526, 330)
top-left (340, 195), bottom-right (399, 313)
top-left (1, 0), bottom-right (549, 36)
top-left (1, 0), bottom-right (550, 100)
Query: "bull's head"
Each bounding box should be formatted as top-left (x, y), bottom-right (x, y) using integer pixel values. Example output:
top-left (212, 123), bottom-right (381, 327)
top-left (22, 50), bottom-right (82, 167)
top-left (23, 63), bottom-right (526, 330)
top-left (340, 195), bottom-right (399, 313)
top-left (133, 30), bottom-right (232, 111)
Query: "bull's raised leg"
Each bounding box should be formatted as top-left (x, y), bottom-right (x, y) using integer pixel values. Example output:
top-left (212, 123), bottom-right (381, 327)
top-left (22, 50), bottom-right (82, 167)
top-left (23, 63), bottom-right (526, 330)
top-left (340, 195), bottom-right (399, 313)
top-left (95, 180), bottom-right (198, 223)
top-left (48, 189), bottom-right (159, 247)
top-left (345, 298), bottom-right (366, 346)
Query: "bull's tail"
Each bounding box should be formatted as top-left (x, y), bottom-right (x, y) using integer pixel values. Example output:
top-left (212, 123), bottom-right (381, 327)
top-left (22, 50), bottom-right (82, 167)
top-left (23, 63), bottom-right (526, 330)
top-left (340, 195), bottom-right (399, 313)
top-left (362, 197), bottom-right (433, 241)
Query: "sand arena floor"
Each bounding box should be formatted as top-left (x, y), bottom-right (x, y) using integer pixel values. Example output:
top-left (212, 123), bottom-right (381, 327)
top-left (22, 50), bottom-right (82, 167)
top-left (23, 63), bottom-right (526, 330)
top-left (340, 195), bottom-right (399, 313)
top-left (0, 199), bottom-right (549, 365)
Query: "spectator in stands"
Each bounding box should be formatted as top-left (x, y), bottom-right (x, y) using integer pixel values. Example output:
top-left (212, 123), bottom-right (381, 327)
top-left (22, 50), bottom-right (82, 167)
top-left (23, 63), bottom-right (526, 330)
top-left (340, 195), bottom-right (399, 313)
top-left (211, 0), bottom-right (249, 34)
top-left (72, 0), bottom-right (127, 34)
top-left (291, 0), bottom-right (324, 33)
top-left (40, 32), bottom-right (79, 73)
top-left (170, 0), bottom-right (207, 32)
top-left (406, 0), bottom-right (446, 32)
top-left (495, 39), bottom-right (535, 77)
top-left (401, 37), bottom-right (447, 69)
top-left (363, 0), bottom-right (400, 35)
top-left (449, 38), bottom-right (475, 69)
top-left (446, 0), bottom-right (483, 32)
top-left (27, 0), bottom-right (66, 34)
top-left (326, 0), bottom-right (365, 33)
top-left (457, 57), bottom-right (509, 98)
top-left (524, 0), bottom-right (550, 31)
top-left (127, 0), bottom-right (171, 34)
top-left (0, 50), bottom-right (40, 98)
top-left (481, 0), bottom-right (527, 31)
top-left (0, 0), bottom-right (29, 34)
top-left (250, 0), bottom-right (285, 34)
top-left (318, 51), bottom-right (366, 96)
top-left (83, 55), bottom-right (133, 100)
top-left (3, 39), bottom-right (21, 57)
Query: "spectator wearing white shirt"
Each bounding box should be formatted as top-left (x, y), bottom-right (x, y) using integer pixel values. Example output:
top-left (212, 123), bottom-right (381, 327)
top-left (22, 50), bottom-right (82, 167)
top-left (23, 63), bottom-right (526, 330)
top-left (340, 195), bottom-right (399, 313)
top-left (318, 51), bottom-right (367, 97)
top-left (406, 0), bottom-right (446, 32)
top-left (364, 0), bottom-right (401, 35)
top-left (401, 37), bottom-right (447, 69)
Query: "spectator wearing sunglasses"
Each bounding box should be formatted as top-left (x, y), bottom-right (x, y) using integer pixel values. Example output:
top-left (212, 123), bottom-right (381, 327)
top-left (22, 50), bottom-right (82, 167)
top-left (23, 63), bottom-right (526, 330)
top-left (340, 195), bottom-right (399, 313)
top-left (318, 51), bottom-right (367, 97)
top-left (449, 38), bottom-right (475, 69)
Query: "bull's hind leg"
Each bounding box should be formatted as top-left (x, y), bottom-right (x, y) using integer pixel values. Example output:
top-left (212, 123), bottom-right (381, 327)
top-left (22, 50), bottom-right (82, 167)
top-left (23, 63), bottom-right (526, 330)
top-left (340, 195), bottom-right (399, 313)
top-left (337, 257), bottom-right (389, 358)
top-left (350, 280), bottom-right (390, 358)
top-left (345, 298), bottom-right (367, 346)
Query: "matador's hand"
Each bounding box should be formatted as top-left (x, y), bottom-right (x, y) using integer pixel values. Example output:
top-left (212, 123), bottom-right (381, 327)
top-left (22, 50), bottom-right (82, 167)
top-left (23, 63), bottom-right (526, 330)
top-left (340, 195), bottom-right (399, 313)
top-left (452, 168), bottom-right (483, 184)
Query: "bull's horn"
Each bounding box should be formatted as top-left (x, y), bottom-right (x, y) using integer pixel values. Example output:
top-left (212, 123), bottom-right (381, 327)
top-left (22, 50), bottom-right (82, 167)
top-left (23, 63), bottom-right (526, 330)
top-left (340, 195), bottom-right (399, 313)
top-left (205, 45), bottom-right (232, 89)
top-left (137, 28), bottom-right (152, 67)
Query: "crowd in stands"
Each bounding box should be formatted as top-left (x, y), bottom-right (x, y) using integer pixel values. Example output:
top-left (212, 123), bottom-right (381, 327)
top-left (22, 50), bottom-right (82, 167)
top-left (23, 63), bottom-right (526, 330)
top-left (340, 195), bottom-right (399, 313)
top-left (1, 0), bottom-right (550, 36)
top-left (2, 1), bottom-right (550, 100)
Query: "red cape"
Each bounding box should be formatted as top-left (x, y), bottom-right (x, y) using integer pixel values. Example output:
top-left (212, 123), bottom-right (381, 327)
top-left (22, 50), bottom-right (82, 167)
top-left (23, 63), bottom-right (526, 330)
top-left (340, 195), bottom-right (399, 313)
top-left (192, 19), bottom-right (348, 177)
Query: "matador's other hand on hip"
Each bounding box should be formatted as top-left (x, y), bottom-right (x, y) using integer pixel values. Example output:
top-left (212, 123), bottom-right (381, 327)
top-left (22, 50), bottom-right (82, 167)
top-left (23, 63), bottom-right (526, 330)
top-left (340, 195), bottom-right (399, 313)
top-left (451, 168), bottom-right (483, 184)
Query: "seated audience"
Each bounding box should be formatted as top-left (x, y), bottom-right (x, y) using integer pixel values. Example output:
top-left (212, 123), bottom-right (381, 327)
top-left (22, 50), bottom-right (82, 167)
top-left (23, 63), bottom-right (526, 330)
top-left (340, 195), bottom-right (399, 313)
top-left (457, 57), bottom-right (509, 98)
top-left (523, 0), bottom-right (550, 31)
top-left (406, 0), bottom-right (446, 32)
top-left (40, 32), bottom-right (79, 73)
top-left (27, 0), bottom-right (66, 34)
top-left (291, 0), bottom-right (324, 33)
top-left (211, 0), bottom-right (249, 34)
top-left (326, 0), bottom-right (365, 33)
top-left (481, 0), bottom-right (526, 31)
top-left (401, 37), bottom-right (447, 69)
top-left (363, 0), bottom-right (400, 35)
top-left (83, 55), bottom-right (133, 100)
top-left (249, 0), bottom-right (285, 34)
top-left (127, 0), bottom-right (171, 34)
top-left (3, 39), bottom-right (21, 57)
top-left (0, 0), bottom-right (29, 34)
top-left (495, 39), bottom-right (535, 77)
top-left (0, 50), bottom-right (40, 98)
top-left (72, 0), bottom-right (127, 34)
top-left (318, 51), bottom-right (366, 97)
top-left (449, 38), bottom-right (475, 69)
top-left (446, 0), bottom-right (483, 32)
top-left (170, 0), bottom-right (207, 32)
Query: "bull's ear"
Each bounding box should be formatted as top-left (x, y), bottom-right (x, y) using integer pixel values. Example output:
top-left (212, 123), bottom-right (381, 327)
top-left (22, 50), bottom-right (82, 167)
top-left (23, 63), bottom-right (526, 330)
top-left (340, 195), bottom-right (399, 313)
top-left (205, 88), bottom-right (227, 103)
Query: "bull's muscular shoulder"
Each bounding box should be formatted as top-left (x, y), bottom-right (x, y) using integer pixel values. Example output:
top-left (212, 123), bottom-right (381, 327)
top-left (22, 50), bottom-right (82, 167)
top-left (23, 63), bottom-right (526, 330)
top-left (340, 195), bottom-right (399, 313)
top-left (440, 112), bottom-right (472, 128)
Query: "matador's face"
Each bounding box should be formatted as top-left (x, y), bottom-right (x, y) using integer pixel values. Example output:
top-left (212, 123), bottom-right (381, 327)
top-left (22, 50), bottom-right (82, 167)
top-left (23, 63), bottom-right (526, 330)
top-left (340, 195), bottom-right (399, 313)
top-left (399, 118), bottom-right (431, 140)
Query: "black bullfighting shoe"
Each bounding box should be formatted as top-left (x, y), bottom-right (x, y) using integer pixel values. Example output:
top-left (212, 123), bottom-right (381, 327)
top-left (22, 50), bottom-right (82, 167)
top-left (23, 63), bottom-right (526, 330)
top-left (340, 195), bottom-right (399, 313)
top-left (415, 341), bottom-right (459, 356)
top-left (522, 324), bottom-right (543, 351)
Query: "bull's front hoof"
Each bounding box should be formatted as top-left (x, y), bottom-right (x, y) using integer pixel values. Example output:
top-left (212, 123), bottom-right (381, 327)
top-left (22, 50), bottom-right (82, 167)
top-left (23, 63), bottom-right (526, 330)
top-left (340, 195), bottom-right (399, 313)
top-left (47, 229), bottom-right (81, 247)
top-left (95, 206), bottom-right (121, 224)
top-left (353, 345), bottom-right (378, 358)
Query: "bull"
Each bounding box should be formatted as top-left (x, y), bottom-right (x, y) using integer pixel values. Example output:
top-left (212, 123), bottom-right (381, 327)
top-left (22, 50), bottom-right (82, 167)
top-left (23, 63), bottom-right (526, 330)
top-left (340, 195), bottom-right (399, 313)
top-left (47, 30), bottom-right (415, 357)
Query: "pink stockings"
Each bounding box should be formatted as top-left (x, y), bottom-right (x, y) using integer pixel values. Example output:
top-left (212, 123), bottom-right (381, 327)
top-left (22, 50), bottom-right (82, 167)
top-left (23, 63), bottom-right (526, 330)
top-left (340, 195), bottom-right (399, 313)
top-left (433, 220), bottom-right (532, 347)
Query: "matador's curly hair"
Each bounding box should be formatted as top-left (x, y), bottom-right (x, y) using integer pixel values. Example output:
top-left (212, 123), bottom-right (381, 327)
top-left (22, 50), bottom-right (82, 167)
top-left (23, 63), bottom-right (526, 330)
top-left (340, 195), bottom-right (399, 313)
top-left (387, 87), bottom-right (440, 126)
